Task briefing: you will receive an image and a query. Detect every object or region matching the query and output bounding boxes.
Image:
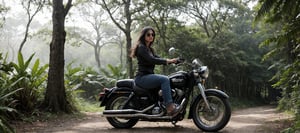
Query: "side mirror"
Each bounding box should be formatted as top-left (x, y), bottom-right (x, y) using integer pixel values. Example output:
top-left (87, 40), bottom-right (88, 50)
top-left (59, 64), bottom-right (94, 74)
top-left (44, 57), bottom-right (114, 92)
top-left (192, 59), bottom-right (199, 65)
top-left (192, 59), bottom-right (203, 67)
top-left (168, 47), bottom-right (176, 55)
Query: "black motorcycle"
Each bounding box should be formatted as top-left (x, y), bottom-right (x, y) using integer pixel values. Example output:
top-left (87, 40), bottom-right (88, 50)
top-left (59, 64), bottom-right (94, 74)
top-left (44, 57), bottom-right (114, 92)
top-left (99, 49), bottom-right (231, 132)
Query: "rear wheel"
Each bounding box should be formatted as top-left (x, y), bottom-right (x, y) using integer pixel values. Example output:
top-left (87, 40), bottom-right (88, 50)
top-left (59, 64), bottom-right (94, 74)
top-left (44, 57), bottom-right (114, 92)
top-left (192, 93), bottom-right (231, 132)
top-left (105, 94), bottom-right (139, 128)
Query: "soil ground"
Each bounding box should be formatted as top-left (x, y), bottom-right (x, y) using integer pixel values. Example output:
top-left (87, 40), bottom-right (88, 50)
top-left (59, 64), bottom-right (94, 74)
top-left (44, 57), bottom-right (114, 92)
top-left (13, 105), bottom-right (294, 133)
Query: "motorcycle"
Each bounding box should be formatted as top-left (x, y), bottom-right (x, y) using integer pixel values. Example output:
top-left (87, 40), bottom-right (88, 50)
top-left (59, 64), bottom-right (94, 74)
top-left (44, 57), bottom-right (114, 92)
top-left (99, 48), bottom-right (231, 132)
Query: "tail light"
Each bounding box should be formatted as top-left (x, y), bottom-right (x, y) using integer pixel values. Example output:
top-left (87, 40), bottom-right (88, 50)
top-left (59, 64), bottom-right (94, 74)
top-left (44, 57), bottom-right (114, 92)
top-left (99, 88), bottom-right (110, 101)
top-left (99, 92), bottom-right (105, 98)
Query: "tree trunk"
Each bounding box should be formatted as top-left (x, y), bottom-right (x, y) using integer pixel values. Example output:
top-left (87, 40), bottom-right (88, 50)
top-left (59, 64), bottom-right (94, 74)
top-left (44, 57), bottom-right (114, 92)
top-left (124, 0), bottom-right (133, 78)
top-left (120, 40), bottom-right (124, 67)
top-left (18, 23), bottom-right (29, 53)
top-left (42, 0), bottom-right (72, 113)
top-left (125, 30), bottom-right (133, 78)
top-left (94, 45), bottom-right (101, 68)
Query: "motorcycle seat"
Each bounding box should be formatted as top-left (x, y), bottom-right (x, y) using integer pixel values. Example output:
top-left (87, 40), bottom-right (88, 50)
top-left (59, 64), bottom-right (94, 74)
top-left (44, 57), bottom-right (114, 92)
top-left (116, 79), bottom-right (153, 96)
top-left (116, 79), bottom-right (134, 88)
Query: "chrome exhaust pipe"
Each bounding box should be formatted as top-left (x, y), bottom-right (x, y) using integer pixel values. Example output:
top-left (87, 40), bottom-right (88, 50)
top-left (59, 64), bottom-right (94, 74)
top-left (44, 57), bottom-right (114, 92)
top-left (103, 104), bottom-right (155, 115)
top-left (102, 98), bottom-right (186, 119)
top-left (102, 112), bottom-right (173, 119)
top-left (180, 98), bottom-right (186, 106)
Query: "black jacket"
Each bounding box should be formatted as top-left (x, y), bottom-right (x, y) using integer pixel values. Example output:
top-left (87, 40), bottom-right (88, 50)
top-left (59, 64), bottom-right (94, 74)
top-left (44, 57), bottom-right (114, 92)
top-left (135, 44), bottom-right (167, 77)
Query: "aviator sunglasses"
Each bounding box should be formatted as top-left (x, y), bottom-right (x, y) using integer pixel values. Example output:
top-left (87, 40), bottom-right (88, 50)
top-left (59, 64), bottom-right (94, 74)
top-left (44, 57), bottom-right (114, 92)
top-left (146, 33), bottom-right (155, 37)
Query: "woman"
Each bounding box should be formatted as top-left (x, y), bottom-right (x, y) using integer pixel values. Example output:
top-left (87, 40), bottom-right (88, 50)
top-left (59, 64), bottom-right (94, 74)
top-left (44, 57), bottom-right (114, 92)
top-left (130, 26), bottom-right (182, 116)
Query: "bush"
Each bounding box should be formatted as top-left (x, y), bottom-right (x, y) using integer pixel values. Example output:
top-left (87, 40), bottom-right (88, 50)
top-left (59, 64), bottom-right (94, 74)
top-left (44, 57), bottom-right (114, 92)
top-left (10, 53), bottom-right (48, 114)
top-left (0, 53), bottom-right (22, 133)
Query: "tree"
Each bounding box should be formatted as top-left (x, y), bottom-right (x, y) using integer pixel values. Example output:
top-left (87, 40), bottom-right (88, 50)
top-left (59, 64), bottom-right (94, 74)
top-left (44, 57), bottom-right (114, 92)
top-left (18, 0), bottom-right (46, 53)
top-left (113, 30), bottom-right (126, 67)
top-left (69, 2), bottom-right (117, 69)
top-left (42, 0), bottom-right (73, 113)
top-left (95, 0), bottom-right (144, 78)
top-left (185, 0), bottom-right (242, 39)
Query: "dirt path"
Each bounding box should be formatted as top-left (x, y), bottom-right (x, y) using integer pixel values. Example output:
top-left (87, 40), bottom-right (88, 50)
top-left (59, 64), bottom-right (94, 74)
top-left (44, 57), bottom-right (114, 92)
top-left (15, 105), bottom-right (293, 133)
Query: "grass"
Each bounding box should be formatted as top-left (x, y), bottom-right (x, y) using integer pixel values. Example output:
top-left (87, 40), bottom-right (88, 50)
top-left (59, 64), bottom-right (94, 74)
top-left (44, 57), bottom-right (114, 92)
top-left (16, 97), bottom-right (103, 124)
top-left (75, 97), bottom-right (104, 113)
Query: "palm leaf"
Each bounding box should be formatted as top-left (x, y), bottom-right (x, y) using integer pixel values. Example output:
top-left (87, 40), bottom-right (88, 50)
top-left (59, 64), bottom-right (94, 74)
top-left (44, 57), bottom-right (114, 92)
top-left (31, 59), bottom-right (40, 76)
top-left (17, 52), bottom-right (24, 69)
top-left (255, 0), bottom-right (276, 21)
top-left (0, 88), bottom-right (23, 101)
top-left (35, 64), bottom-right (49, 76)
top-left (0, 107), bottom-right (16, 112)
top-left (0, 115), bottom-right (15, 133)
top-left (24, 53), bottom-right (35, 70)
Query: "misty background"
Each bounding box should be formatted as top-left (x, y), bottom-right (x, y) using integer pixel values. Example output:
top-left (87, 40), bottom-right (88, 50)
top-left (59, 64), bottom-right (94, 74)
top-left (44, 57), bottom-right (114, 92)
top-left (0, 0), bottom-right (125, 69)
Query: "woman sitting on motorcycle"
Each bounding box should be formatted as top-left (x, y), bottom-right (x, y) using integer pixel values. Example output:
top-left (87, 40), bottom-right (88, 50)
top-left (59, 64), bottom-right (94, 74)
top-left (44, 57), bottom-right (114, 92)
top-left (130, 26), bottom-right (182, 116)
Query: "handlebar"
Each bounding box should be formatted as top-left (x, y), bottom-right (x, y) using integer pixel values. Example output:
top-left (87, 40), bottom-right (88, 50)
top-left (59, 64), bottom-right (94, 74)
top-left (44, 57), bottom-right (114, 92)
top-left (175, 58), bottom-right (185, 64)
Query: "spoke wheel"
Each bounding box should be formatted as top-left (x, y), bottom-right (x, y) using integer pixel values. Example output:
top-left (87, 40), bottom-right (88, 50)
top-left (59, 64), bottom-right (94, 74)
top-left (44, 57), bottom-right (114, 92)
top-left (105, 94), bottom-right (138, 128)
top-left (192, 94), bottom-right (231, 132)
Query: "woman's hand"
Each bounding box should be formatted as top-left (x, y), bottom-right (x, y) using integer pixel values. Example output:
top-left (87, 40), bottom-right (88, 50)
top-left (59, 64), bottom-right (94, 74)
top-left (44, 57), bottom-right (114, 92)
top-left (167, 58), bottom-right (177, 64)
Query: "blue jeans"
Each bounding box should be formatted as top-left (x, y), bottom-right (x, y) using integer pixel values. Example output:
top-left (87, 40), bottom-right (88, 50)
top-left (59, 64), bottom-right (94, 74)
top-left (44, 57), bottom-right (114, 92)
top-left (135, 74), bottom-right (173, 106)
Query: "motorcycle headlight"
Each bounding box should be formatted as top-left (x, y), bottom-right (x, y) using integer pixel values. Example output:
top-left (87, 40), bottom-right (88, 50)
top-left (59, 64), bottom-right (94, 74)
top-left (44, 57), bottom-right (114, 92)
top-left (199, 66), bottom-right (209, 79)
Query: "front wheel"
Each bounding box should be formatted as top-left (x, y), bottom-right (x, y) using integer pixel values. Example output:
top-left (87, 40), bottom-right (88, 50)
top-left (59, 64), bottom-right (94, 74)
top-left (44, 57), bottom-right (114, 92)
top-left (105, 94), bottom-right (139, 128)
top-left (191, 93), bottom-right (231, 132)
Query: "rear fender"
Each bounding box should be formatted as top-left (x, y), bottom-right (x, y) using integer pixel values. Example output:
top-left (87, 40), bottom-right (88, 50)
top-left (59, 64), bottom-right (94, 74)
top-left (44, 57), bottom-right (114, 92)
top-left (187, 89), bottom-right (229, 119)
top-left (100, 87), bottom-right (133, 107)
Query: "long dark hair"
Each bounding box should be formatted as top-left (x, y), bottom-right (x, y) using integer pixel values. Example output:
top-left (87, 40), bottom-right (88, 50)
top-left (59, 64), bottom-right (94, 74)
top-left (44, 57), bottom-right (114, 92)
top-left (130, 26), bottom-right (156, 58)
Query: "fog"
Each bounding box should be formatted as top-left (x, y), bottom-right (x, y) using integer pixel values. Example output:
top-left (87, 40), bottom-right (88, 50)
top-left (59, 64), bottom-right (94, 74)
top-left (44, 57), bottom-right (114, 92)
top-left (0, 0), bottom-right (123, 70)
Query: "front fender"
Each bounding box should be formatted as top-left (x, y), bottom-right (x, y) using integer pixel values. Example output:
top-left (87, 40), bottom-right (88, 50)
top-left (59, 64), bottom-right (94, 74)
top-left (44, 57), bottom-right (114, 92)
top-left (100, 87), bottom-right (133, 107)
top-left (188, 89), bottom-right (229, 119)
top-left (205, 89), bottom-right (229, 98)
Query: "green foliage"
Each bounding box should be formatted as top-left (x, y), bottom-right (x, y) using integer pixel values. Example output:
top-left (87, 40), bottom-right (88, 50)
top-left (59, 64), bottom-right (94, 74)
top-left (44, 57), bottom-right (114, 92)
top-left (10, 52), bottom-right (49, 114)
top-left (102, 64), bottom-right (127, 79)
top-left (255, 0), bottom-right (300, 131)
top-left (0, 86), bottom-right (23, 133)
top-left (160, 4), bottom-right (274, 99)
top-left (64, 62), bottom-right (106, 101)
top-left (75, 98), bottom-right (103, 112)
top-left (0, 53), bottom-right (23, 133)
top-left (64, 63), bottom-right (90, 110)
top-left (0, 116), bottom-right (14, 133)
top-left (0, 80), bottom-right (20, 133)
top-left (255, 0), bottom-right (300, 23)
top-left (100, 64), bottom-right (127, 85)
top-left (276, 60), bottom-right (300, 118)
